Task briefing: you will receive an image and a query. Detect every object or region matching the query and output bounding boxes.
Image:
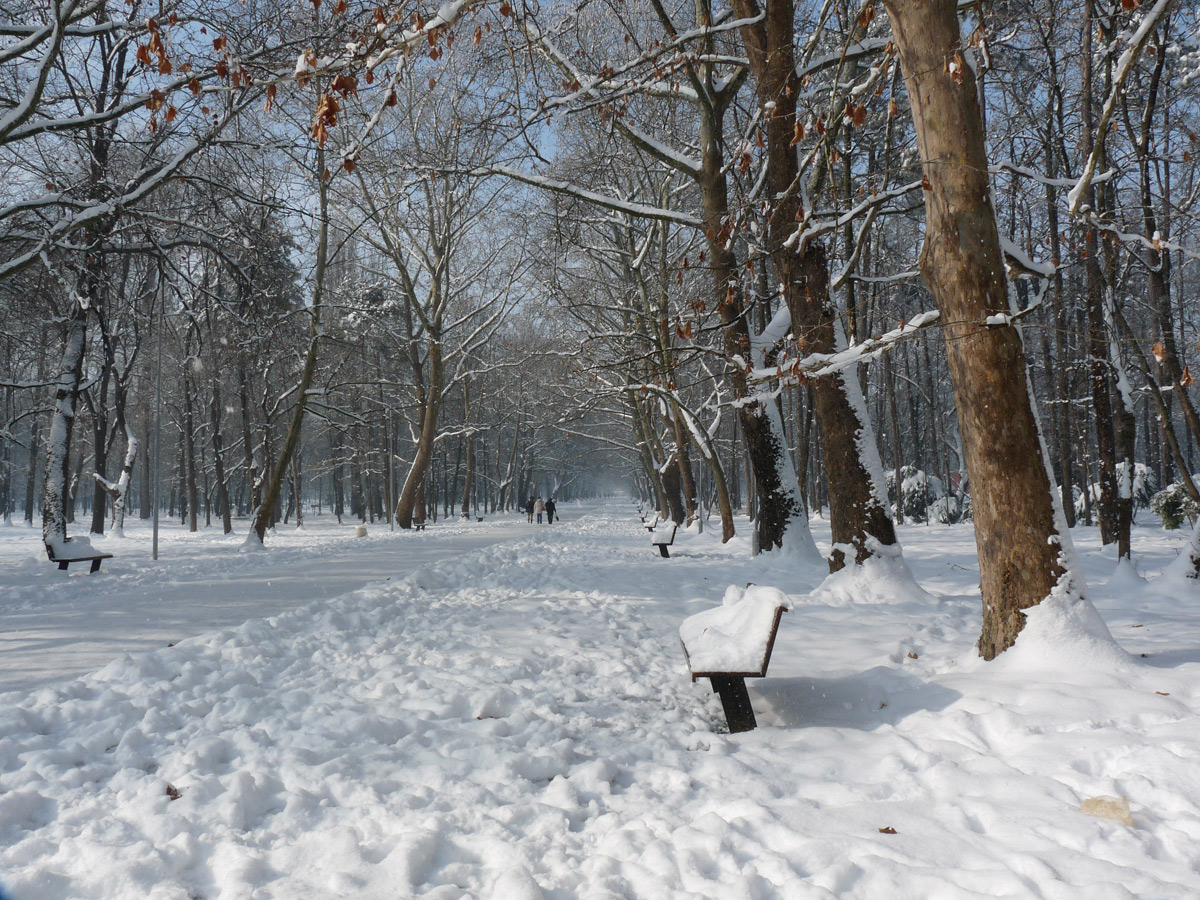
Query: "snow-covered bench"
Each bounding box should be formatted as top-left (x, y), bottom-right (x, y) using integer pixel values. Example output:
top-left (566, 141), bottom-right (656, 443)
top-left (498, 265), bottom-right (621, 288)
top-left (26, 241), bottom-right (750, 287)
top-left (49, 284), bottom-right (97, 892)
top-left (643, 515), bottom-right (660, 531)
top-left (651, 524), bottom-right (678, 558)
top-left (679, 586), bottom-right (790, 733)
top-left (45, 536), bottom-right (113, 574)
top-left (414, 521), bottom-right (427, 531)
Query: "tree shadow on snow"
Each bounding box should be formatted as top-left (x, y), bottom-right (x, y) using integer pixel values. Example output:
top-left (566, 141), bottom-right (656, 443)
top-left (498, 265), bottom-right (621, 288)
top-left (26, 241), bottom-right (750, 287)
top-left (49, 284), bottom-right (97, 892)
top-left (751, 667), bottom-right (961, 730)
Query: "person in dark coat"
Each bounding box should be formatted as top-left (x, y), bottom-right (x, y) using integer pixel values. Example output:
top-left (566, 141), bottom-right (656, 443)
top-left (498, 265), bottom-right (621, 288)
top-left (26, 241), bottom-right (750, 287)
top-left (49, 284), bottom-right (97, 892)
top-left (525, 497), bottom-right (535, 523)
top-left (545, 497), bottom-right (557, 524)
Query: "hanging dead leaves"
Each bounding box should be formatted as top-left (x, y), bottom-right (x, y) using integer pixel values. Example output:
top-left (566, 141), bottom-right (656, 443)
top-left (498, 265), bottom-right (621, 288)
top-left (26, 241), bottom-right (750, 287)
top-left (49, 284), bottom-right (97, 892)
top-left (311, 93), bottom-right (340, 147)
top-left (946, 51), bottom-right (965, 84)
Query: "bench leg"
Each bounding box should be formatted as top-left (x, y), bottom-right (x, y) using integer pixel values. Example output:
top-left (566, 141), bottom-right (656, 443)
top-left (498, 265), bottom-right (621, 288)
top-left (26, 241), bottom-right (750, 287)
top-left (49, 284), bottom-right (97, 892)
top-left (90, 558), bottom-right (102, 573)
top-left (58, 560), bottom-right (69, 571)
top-left (709, 675), bottom-right (756, 733)
top-left (657, 544), bottom-right (670, 558)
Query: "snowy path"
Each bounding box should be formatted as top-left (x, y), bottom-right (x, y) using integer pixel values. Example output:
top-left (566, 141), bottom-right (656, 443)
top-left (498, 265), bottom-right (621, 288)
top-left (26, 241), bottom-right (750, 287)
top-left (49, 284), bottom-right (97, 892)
top-left (0, 515), bottom-right (531, 695)
top-left (2, 505), bottom-right (1199, 899)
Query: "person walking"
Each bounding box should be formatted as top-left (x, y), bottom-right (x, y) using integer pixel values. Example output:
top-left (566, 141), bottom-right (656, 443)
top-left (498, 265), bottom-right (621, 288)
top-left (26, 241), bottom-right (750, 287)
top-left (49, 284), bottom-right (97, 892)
top-left (545, 497), bottom-right (557, 524)
top-left (525, 496), bottom-right (535, 523)
top-left (534, 497), bottom-right (545, 524)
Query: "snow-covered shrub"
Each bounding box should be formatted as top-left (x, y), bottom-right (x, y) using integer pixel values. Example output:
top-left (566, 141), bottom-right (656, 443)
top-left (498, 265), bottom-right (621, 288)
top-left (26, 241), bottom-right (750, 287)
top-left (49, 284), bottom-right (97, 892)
top-left (1150, 481), bottom-right (1199, 530)
top-left (886, 466), bottom-right (951, 523)
top-left (930, 494), bottom-right (960, 524)
top-left (1118, 461), bottom-right (1155, 510)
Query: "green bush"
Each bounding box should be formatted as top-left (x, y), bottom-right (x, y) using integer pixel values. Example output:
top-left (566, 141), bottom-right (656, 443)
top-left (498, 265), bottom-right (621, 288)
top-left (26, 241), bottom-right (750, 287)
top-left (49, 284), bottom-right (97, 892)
top-left (1150, 481), bottom-right (1199, 530)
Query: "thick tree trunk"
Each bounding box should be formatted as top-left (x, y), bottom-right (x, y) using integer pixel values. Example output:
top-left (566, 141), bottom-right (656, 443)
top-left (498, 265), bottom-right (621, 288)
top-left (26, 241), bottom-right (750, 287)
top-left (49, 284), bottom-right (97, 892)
top-left (885, 0), bottom-right (1079, 658)
top-left (733, 0), bottom-right (897, 571)
top-left (395, 342), bottom-right (443, 528)
top-left (661, 454), bottom-right (686, 526)
top-left (42, 298), bottom-right (89, 549)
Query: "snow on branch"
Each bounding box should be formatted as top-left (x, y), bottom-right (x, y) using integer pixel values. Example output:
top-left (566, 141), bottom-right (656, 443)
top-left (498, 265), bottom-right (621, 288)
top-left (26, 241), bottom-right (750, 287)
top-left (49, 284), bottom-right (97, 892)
top-left (785, 180), bottom-right (924, 253)
top-left (1067, 0), bottom-right (1174, 216)
top-left (742, 310), bottom-right (941, 396)
top-left (474, 165), bottom-right (703, 228)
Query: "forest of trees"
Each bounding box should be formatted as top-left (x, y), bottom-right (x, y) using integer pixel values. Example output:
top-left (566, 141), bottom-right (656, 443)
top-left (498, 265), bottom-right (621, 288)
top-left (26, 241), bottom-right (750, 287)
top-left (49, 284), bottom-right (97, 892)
top-left (3, 0), bottom-right (1200, 656)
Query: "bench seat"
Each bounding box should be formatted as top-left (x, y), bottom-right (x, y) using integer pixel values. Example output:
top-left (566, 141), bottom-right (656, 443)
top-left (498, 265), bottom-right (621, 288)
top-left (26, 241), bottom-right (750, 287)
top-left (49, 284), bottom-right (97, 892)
top-left (680, 586), bottom-right (790, 733)
top-left (46, 537), bottom-right (113, 573)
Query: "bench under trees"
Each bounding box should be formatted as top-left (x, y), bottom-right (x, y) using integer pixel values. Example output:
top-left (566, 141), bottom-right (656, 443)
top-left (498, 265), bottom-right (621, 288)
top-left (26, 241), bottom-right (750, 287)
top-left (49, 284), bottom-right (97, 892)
top-left (651, 524), bottom-right (678, 558)
top-left (45, 537), bottom-right (113, 574)
top-left (680, 586), bottom-right (789, 733)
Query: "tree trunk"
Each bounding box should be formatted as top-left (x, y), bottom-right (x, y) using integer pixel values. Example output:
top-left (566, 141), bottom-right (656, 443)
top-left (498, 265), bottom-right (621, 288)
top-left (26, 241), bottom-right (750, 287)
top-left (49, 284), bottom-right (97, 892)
top-left (250, 150), bottom-right (328, 545)
top-left (661, 454), bottom-right (686, 526)
top-left (94, 430), bottom-right (137, 536)
top-left (733, 0), bottom-right (897, 571)
top-left (42, 298), bottom-right (89, 549)
top-left (460, 381), bottom-right (473, 518)
top-left (332, 428), bottom-right (345, 523)
top-left (884, 0), bottom-right (1080, 658)
top-left (395, 342), bottom-right (443, 528)
top-left (238, 361), bottom-right (260, 517)
top-left (183, 373), bottom-right (199, 532)
top-left (210, 379), bottom-right (232, 534)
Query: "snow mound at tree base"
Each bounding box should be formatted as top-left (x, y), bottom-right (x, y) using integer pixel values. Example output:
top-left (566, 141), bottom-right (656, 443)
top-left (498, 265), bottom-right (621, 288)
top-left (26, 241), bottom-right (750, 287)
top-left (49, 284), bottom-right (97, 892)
top-left (808, 542), bottom-right (933, 608)
top-left (993, 587), bottom-right (1133, 679)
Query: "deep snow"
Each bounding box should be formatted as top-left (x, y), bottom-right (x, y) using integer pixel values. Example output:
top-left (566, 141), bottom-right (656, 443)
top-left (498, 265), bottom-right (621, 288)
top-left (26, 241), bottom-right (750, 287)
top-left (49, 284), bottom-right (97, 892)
top-left (1, 504), bottom-right (1198, 899)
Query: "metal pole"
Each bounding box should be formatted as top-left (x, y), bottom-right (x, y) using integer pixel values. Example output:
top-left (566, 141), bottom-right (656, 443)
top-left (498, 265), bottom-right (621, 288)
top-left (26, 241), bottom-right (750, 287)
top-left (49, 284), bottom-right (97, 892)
top-left (151, 276), bottom-right (164, 560)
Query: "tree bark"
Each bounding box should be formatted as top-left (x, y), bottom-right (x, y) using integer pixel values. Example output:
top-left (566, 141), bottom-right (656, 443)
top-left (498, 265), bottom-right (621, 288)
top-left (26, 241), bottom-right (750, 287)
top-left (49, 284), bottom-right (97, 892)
top-left (733, 0), bottom-right (897, 570)
top-left (182, 372), bottom-right (199, 532)
top-left (250, 149), bottom-right (328, 545)
top-left (884, 0), bottom-right (1077, 658)
top-left (42, 297), bottom-right (89, 549)
top-left (210, 379), bottom-right (232, 534)
top-left (395, 341), bottom-right (443, 528)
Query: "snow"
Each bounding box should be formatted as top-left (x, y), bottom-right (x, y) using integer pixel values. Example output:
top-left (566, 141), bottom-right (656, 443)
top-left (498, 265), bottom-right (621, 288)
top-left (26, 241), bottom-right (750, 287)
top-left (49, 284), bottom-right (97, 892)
top-left (2, 504), bottom-right (1200, 899)
top-left (679, 585), bottom-right (789, 674)
top-left (43, 535), bottom-right (104, 562)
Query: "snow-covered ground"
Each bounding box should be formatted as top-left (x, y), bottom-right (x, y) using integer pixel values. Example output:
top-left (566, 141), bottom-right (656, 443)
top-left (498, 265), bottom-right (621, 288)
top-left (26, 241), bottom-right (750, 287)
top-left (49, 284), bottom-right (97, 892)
top-left (0, 515), bottom-right (529, 695)
top-left (2, 504), bottom-right (1199, 899)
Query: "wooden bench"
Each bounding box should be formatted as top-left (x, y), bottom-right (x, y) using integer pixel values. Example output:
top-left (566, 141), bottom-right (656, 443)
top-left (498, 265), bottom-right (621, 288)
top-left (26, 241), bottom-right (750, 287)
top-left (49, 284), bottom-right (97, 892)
top-left (413, 522), bottom-right (427, 531)
top-left (680, 588), bottom-right (788, 733)
top-left (644, 515), bottom-right (660, 532)
top-left (46, 537), bottom-right (113, 573)
top-left (651, 524), bottom-right (677, 558)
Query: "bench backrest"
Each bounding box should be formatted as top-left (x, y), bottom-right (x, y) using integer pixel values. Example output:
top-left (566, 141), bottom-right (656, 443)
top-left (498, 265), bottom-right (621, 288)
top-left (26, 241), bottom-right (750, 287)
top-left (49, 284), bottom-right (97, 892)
top-left (651, 525), bottom-right (677, 545)
top-left (679, 586), bottom-right (790, 679)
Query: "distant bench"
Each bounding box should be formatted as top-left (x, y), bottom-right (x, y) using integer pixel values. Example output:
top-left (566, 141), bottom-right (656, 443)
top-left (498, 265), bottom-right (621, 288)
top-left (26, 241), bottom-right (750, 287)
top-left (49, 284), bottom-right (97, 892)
top-left (414, 522), bottom-right (428, 531)
top-left (46, 537), bottom-right (113, 573)
top-left (680, 588), bottom-right (788, 733)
